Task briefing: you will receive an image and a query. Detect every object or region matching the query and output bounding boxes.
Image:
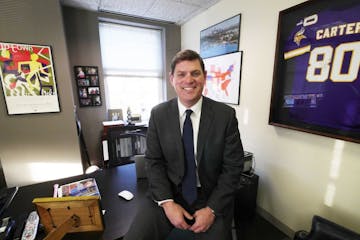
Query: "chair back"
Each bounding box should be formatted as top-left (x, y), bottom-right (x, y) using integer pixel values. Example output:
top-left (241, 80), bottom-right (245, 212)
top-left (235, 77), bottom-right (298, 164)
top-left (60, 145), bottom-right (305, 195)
top-left (107, 129), bottom-right (147, 167)
top-left (296, 215), bottom-right (360, 240)
top-left (134, 154), bottom-right (147, 179)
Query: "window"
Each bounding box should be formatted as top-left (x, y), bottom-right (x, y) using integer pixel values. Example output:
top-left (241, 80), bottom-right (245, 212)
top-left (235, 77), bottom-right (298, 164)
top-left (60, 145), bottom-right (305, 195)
top-left (99, 21), bottom-right (164, 121)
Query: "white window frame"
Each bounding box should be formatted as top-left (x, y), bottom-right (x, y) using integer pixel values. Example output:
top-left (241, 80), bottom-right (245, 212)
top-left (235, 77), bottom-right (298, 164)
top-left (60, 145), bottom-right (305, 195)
top-left (98, 18), bottom-right (167, 120)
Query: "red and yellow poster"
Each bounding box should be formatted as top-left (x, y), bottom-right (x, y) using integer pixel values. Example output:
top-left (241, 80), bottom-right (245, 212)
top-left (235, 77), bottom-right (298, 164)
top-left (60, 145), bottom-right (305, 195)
top-left (0, 42), bottom-right (60, 115)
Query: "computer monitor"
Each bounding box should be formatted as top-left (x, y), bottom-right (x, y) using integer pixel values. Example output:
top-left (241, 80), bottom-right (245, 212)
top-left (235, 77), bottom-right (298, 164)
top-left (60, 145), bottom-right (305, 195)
top-left (0, 158), bottom-right (18, 218)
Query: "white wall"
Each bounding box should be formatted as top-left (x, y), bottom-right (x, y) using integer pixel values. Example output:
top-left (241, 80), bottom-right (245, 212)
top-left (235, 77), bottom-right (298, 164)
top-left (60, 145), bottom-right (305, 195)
top-left (0, 0), bottom-right (83, 187)
top-left (182, 0), bottom-right (360, 234)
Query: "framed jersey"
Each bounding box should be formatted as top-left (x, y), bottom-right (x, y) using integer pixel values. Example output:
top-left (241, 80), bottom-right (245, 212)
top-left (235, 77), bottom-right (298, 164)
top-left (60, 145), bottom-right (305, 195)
top-left (269, 0), bottom-right (360, 144)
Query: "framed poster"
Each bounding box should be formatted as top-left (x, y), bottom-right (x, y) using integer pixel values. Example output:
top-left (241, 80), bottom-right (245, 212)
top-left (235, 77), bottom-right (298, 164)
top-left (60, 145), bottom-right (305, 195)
top-left (203, 51), bottom-right (242, 105)
top-left (269, 0), bottom-right (360, 143)
top-left (74, 66), bottom-right (102, 107)
top-left (0, 42), bottom-right (60, 115)
top-left (200, 14), bottom-right (241, 59)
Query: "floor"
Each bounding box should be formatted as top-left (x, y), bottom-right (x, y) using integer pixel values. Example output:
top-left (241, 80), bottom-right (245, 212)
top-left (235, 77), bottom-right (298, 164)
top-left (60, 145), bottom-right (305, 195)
top-left (234, 213), bottom-right (291, 240)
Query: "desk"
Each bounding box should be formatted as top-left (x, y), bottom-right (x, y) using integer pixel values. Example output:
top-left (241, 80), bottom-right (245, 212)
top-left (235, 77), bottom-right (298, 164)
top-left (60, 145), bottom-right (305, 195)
top-left (4, 164), bottom-right (147, 240)
top-left (102, 121), bottom-right (148, 138)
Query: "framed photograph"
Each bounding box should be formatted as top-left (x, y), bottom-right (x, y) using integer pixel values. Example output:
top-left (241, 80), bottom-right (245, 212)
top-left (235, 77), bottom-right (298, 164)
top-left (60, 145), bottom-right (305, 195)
top-left (269, 0), bottom-right (360, 143)
top-left (0, 42), bottom-right (60, 115)
top-left (80, 98), bottom-right (92, 106)
top-left (78, 78), bottom-right (90, 86)
top-left (203, 51), bottom-right (242, 105)
top-left (74, 66), bottom-right (101, 107)
top-left (90, 76), bottom-right (98, 86)
top-left (88, 87), bottom-right (99, 95)
top-left (108, 109), bottom-right (123, 121)
top-left (200, 14), bottom-right (241, 59)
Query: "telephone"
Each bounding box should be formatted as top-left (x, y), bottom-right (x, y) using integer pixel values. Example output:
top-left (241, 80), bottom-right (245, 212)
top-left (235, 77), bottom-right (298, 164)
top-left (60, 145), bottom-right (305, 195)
top-left (0, 217), bottom-right (15, 240)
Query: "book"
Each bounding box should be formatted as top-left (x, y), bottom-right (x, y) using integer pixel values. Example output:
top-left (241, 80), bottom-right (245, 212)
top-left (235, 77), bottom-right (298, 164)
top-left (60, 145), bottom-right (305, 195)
top-left (57, 178), bottom-right (100, 198)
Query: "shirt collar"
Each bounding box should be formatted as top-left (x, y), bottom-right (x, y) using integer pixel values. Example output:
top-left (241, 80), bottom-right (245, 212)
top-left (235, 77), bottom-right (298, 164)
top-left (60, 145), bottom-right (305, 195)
top-left (178, 97), bottom-right (203, 117)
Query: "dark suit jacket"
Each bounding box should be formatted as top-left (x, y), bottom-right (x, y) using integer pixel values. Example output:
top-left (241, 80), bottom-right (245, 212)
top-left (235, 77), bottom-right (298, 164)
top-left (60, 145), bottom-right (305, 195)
top-left (145, 96), bottom-right (244, 216)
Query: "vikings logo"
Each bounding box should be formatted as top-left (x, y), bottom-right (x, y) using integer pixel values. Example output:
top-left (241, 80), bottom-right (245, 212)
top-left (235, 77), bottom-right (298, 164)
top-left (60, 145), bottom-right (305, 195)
top-left (294, 27), bottom-right (306, 46)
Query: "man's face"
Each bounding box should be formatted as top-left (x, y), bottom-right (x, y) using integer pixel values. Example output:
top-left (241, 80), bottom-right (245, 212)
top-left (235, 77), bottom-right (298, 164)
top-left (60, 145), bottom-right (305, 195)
top-left (170, 60), bottom-right (206, 108)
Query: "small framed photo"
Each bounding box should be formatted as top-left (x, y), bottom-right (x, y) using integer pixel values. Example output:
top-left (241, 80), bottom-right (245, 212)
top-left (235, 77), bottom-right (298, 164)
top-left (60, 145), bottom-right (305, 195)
top-left (90, 76), bottom-right (99, 86)
top-left (79, 87), bottom-right (88, 98)
top-left (75, 66), bottom-right (86, 78)
top-left (78, 78), bottom-right (90, 86)
top-left (74, 66), bottom-right (101, 107)
top-left (80, 98), bottom-right (92, 106)
top-left (92, 95), bottom-right (101, 106)
top-left (86, 67), bottom-right (98, 75)
top-left (88, 87), bottom-right (100, 95)
top-left (200, 14), bottom-right (241, 59)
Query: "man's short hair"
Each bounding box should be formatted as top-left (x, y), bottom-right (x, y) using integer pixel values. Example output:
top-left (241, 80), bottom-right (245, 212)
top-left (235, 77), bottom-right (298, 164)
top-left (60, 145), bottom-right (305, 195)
top-left (170, 49), bottom-right (205, 74)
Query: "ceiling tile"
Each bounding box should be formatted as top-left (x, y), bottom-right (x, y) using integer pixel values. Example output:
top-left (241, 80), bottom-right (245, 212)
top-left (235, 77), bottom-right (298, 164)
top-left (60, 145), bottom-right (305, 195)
top-left (99, 0), bottom-right (156, 16)
top-left (61, 0), bottom-right (222, 25)
top-left (145, 0), bottom-right (199, 23)
top-left (181, 0), bottom-right (219, 7)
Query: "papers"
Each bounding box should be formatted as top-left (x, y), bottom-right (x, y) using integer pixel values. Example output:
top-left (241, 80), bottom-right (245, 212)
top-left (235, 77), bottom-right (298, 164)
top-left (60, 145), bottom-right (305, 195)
top-left (57, 178), bottom-right (100, 198)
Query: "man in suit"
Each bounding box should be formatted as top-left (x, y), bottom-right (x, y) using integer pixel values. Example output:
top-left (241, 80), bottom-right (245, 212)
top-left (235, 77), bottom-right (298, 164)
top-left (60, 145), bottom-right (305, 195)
top-left (124, 49), bottom-right (244, 240)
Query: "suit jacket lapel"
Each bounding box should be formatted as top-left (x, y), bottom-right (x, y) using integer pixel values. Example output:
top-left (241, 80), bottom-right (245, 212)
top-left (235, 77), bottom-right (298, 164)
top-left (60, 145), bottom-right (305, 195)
top-left (197, 97), bottom-right (213, 165)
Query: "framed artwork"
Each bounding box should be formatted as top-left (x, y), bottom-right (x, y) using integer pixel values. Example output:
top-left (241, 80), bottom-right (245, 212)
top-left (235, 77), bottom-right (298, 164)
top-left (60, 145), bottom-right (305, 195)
top-left (0, 42), bottom-right (60, 115)
top-left (203, 51), bottom-right (242, 105)
top-left (200, 14), bottom-right (241, 59)
top-left (269, 0), bottom-right (360, 144)
top-left (74, 66), bottom-right (102, 107)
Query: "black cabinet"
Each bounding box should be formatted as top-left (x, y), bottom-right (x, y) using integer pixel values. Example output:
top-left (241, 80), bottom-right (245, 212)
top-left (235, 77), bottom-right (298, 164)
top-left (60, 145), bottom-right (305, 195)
top-left (234, 173), bottom-right (259, 225)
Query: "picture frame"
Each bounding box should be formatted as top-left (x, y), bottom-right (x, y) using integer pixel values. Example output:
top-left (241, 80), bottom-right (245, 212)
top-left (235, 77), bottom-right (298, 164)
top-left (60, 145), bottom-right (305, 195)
top-left (74, 66), bottom-right (102, 107)
top-left (0, 42), bottom-right (60, 115)
top-left (269, 0), bottom-right (360, 144)
top-left (33, 196), bottom-right (104, 236)
top-left (200, 14), bottom-right (241, 59)
top-left (203, 51), bottom-right (242, 105)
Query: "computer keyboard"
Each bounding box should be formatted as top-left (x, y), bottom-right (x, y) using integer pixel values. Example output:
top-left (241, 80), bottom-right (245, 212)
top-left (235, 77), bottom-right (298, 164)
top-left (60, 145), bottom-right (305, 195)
top-left (0, 187), bottom-right (18, 218)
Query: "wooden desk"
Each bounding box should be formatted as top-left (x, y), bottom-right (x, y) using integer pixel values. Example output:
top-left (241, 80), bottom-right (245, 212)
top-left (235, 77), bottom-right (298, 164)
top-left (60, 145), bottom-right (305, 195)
top-left (102, 120), bottom-right (125, 138)
top-left (102, 121), bottom-right (148, 138)
top-left (5, 164), bottom-right (147, 240)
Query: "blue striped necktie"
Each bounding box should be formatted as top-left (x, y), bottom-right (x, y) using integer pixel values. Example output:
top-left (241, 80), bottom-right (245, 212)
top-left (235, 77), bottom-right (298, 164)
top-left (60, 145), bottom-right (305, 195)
top-left (182, 109), bottom-right (197, 204)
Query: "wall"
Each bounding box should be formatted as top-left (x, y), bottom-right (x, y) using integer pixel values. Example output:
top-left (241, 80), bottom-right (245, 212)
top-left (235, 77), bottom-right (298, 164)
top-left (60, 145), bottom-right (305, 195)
top-left (0, 0), bottom-right (83, 187)
top-left (182, 0), bottom-right (360, 236)
top-left (62, 7), bottom-right (180, 167)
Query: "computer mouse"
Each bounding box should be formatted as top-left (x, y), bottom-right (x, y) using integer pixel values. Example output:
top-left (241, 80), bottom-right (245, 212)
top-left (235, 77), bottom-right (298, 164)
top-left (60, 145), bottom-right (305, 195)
top-left (118, 190), bottom-right (134, 200)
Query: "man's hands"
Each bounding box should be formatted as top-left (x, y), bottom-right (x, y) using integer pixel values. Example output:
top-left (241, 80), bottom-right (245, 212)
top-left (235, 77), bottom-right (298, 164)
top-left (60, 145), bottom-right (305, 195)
top-left (161, 202), bottom-right (215, 233)
top-left (189, 206), bottom-right (215, 233)
top-left (162, 201), bottom-right (193, 229)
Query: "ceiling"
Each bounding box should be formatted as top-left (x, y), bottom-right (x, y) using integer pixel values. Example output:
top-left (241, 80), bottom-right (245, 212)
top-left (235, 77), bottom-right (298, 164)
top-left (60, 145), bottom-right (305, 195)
top-left (60, 0), bottom-right (221, 25)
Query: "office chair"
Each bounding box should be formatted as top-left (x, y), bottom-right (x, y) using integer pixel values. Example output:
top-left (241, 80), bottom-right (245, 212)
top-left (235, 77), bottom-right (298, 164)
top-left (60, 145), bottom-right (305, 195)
top-left (75, 113), bottom-right (100, 173)
top-left (107, 130), bottom-right (147, 167)
top-left (294, 215), bottom-right (360, 240)
top-left (134, 154), bottom-right (147, 179)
